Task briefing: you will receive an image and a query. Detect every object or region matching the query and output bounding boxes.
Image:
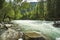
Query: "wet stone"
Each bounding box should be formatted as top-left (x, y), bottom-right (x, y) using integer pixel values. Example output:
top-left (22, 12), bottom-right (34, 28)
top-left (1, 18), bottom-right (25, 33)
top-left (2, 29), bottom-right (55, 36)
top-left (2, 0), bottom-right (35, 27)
top-left (23, 32), bottom-right (46, 40)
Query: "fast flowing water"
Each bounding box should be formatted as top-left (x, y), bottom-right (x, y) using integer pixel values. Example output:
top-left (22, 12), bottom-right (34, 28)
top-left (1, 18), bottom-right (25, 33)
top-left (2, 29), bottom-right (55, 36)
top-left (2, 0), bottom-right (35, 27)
top-left (12, 20), bottom-right (60, 40)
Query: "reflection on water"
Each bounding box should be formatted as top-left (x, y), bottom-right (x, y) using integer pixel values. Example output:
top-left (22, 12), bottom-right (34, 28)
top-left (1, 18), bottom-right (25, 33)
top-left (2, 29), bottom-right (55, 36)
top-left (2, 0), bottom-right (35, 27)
top-left (11, 20), bottom-right (60, 40)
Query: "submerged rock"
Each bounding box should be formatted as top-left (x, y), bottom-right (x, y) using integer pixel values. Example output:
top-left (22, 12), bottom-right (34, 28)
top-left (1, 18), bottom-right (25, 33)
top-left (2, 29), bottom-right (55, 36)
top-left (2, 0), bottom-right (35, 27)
top-left (53, 21), bottom-right (60, 27)
top-left (1, 28), bottom-right (21, 40)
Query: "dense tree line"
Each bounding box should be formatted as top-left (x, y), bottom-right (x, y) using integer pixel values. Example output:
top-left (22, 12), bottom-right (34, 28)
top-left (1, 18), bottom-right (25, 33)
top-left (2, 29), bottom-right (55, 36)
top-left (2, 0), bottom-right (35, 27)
top-left (0, 0), bottom-right (44, 21)
top-left (0, 0), bottom-right (60, 22)
top-left (47, 0), bottom-right (60, 21)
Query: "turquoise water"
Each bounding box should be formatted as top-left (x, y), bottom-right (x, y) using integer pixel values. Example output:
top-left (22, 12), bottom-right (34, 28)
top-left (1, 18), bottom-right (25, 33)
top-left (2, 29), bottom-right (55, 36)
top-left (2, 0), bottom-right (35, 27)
top-left (12, 20), bottom-right (60, 40)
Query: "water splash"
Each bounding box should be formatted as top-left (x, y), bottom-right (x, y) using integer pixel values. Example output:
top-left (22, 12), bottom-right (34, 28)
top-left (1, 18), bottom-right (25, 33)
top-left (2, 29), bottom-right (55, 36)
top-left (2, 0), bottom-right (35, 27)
top-left (12, 20), bottom-right (60, 40)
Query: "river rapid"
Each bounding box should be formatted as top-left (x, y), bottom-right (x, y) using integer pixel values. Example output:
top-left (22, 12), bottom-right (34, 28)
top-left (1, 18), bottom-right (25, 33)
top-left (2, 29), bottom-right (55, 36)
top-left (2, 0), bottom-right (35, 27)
top-left (11, 20), bottom-right (60, 40)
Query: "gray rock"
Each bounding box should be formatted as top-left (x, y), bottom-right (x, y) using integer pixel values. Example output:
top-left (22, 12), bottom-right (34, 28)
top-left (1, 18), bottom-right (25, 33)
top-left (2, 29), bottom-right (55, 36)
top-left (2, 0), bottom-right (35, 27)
top-left (0, 23), bottom-right (4, 29)
top-left (1, 28), bottom-right (21, 40)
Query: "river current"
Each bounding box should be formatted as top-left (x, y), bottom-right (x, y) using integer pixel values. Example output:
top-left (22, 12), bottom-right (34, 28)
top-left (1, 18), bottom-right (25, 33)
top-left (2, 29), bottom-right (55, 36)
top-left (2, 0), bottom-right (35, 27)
top-left (11, 20), bottom-right (60, 40)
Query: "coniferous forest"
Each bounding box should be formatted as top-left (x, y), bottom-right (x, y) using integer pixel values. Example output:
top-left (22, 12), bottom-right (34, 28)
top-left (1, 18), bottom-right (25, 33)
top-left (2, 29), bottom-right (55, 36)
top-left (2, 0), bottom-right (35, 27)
top-left (0, 0), bottom-right (60, 22)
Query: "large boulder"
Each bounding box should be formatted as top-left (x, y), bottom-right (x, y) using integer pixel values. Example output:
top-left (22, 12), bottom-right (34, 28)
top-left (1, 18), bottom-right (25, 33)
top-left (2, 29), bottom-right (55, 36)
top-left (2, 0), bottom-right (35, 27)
top-left (1, 28), bottom-right (22, 40)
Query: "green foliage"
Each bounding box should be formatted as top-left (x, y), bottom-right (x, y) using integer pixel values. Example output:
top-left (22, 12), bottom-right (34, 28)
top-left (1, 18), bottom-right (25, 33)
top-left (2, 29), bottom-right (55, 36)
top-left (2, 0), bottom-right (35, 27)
top-left (46, 0), bottom-right (60, 20)
top-left (14, 0), bottom-right (22, 3)
top-left (15, 10), bottom-right (23, 19)
top-left (1, 0), bottom-right (60, 21)
top-left (0, 0), bottom-right (5, 9)
top-left (1, 6), bottom-right (15, 21)
top-left (21, 2), bottom-right (31, 9)
top-left (0, 0), bottom-right (46, 21)
top-left (7, 8), bottom-right (15, 19)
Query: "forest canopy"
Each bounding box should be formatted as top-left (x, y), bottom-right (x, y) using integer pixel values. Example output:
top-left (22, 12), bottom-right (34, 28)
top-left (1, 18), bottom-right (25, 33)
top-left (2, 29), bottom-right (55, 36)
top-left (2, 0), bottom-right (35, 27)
top-left (0, 0), bottom-right (60, 22)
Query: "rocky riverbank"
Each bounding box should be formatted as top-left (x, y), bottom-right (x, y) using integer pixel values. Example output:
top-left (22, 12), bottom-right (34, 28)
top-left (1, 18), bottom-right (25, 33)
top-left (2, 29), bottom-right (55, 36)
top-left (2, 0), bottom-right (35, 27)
top-left (0, 23), bottom-right (22, 40)
top-left (1, 28), bottom-right (21, 40)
